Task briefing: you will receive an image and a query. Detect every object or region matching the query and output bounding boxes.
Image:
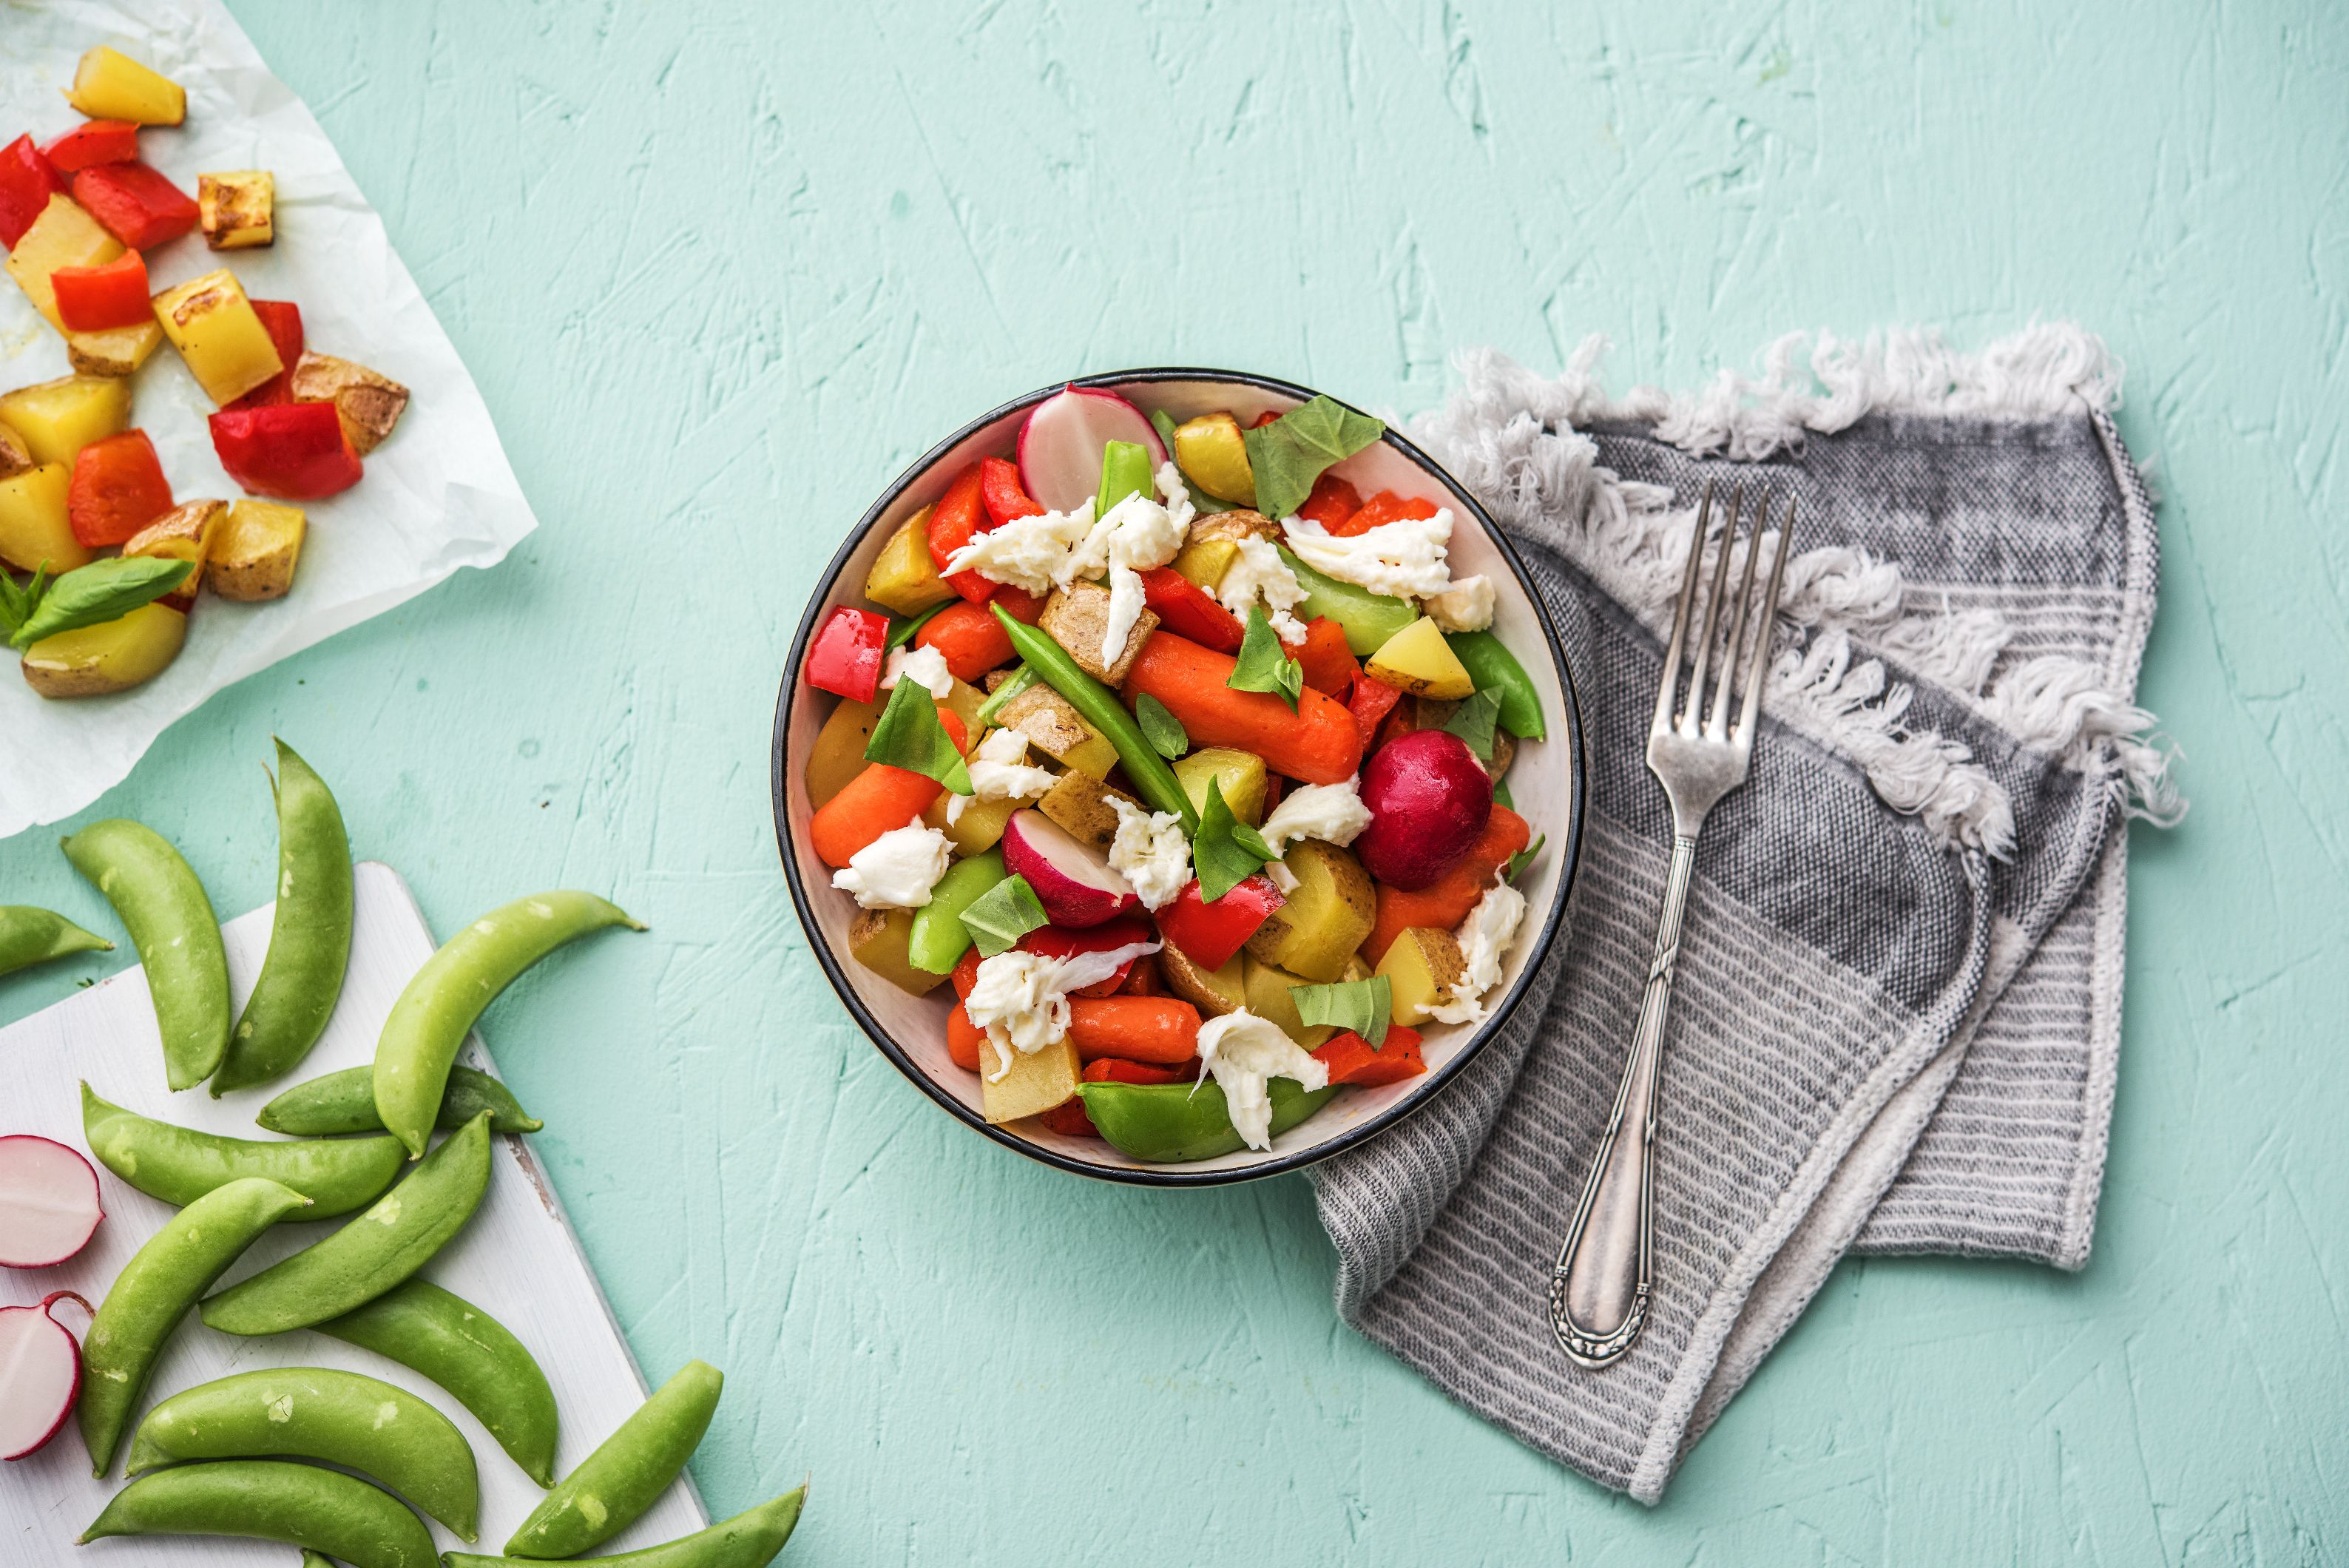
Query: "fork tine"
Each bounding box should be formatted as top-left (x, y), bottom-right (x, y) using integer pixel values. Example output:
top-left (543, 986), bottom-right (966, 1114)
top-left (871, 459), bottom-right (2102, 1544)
top-left (1735, 496), bottom-right (1794, 744)
top-left (1706, 490), bottom-right (1766, 737)
top-left (1652, 482), bottom-right (1714, 736)
top-left (1680, 484), bottom-right (1741, 732)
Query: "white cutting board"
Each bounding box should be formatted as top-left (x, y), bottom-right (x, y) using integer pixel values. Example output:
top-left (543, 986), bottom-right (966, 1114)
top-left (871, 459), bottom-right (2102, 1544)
top-left (0, 862), bottom-right (706, 1562)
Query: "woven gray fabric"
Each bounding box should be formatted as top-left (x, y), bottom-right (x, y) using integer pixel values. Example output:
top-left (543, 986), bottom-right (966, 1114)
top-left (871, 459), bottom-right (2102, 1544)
top-left (1308, 328), bottom-right (2171, 1501)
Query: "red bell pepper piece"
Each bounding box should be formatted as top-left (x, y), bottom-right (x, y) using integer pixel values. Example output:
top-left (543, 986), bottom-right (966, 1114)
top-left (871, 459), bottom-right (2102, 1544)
top-left (1021, 916), bottom-right (1154, 998)
top-left (1083, 1057), bottom-right (1192, 1085)
top-left (50, 250), bottom-right (149, 330)
top-left (225, 300), bottom-right (303, 410)
top-left (1328, 490), bottom-right (1438, 540)
top-left (1348, 673), bottom-right (1405, 746)
top-left (71, 162), bottom-right (197, 249)
top-left (209, 402), bottom-right (362, 501)
top-left (1295, 616), bottom-right (1359, 698)
top-left (925, 463), bottom-right (998, 605)
top-left (802, 605), bottom-right (890, 703)
top-left (981, 456), bottom-right (1042, 530)
top-left (1153, 875), bottom-right (1284, 971)
top-left (1311, 1024), bottom-right (1426, 1087)
top-left (0, 135), bottom-right (67, 250)
top-left (1294, 473), bottom-right (1362, 532)
top-left (44, 121), bottom-right (138, 173)
top-left (950, 947), bottom-right (983, 1000)
top-left (1138, 566), bottom-right (1243, 654)
top-left (67, 429), bottom-right (172, 547)
top-left (1035, 1097), bottom-right (1102, 1138)
top-left (1248, 410), bottom-right (1280, 428)
top-left (994, 586), bottom-right (1046, 624)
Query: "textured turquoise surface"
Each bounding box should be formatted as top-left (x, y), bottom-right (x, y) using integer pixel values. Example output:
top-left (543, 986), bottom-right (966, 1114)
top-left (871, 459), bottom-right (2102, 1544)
top-left (5, 3), bottom-right (2343, 1558)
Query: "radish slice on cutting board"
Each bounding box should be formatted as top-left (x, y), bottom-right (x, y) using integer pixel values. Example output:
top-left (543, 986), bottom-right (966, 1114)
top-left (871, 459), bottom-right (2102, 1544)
top-left (0, 1136), bottom-right (104, 1268)
top-left (1018, 386), bottom-right (1167, 513)
top-left (0, 1291), bottom-right (92, 1460)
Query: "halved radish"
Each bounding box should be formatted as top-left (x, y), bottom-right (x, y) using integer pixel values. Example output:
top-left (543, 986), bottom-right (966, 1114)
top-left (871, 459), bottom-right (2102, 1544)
top-left (1002, 808), bottom-right (1138, 927)
top-left (0, 1136), bottom-right (104, 1268)
top-left (1017, 385), bottom-right (1168, 513)
top-left (0, 1291), bottom-right (91, 1459)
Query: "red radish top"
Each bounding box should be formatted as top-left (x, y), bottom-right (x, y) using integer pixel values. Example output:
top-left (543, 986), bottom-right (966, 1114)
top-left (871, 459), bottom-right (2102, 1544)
top-left (1016, 386), bottom-right (1168, 513)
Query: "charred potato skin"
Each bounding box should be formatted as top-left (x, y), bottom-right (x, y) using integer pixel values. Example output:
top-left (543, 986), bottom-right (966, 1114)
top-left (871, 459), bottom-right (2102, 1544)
top-left (998, 683), bottom-right (1117, 779)
top-left (124, 499), bottom-right (228, 606)
top-left (1039, 581), bottom-right (1156, 686)
top-left (1035, 771), bottom-right (1140, 852)
top-left (1159, 942), bottom-right (1247, 1018)
top-left (0, 423), bottom-right (34, 482)
top-left (291, 351), bottom-right (409, 456)
top-left (206, 499), bottom-right (308, 602)
top-left (198, 170), bottom-right (274, 249)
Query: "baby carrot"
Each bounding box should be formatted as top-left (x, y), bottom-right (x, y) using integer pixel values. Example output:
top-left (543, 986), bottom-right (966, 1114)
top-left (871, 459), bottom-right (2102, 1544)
top-left (1363, 805), bottom-right (1530, 962)
top-left (1120, 632), bottom-right (1364, 785)
top-left (1066, 997), bottom-right (1200, 1064)
top-left (914, 601), bottom-right (1015, 684)
top-left (947, 1001), bottom-right (986, 1072)
top-left (808, 711), bottom-right (967, 867)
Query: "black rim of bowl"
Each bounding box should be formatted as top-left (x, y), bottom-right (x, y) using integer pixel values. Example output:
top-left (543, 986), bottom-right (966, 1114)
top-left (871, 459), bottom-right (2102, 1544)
top-left (771, 368), bottom-right (1586, 1187)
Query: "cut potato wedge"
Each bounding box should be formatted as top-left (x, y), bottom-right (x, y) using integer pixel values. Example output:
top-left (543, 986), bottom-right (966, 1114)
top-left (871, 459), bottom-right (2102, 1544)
top-left (7, 196), bottom-right (121, 333)
top-left (982, 1034), bottom-right (1082, 1124)
top-left (67, 320), bottom-right (165, 379)
top-left (1172, 413), bottom-right (1254, 504)
top-left (152, 269), bottom-right (284, 405)
top-left (199, 170), bottom-right (274, 250)
top-left (999, 683), bottom-right (1117, 780)
top-left (207, 499), bottom-right (307, 601)
top-left (1035, 770), bottom-right (1140, 852)
top-left (1172, 507), bottom-right (1277, 590)
top-left (0, 376), bottom-right (131, 467)
top-left (1242, 955), bottom-right (1337, 1049)
top-left (1039, 582), bottom-right (1155, 686)
top-left (1172, 747), bottom-right (1267, 826)
top-left (68, 47), bottom-right (186, 124)
top-left (804, 696), bottom-right (883, 811)
top-left (1160, 942), bottom-right (1247, 1018)
top-left (848, 906), bottom-right (947, 997)
top-left (922, 791), bottom-right (1015, 856)
top-left (1365, 616), bottom-right (1475, 700)
top-left (1245, 840), bottom-right (1375, 983)
top-left (0, 464), bottom-right (90, 574)
top-left (124, 499), bottom-right (228, 603)
top-left (21, 603), bottom-right (186, 699)
top-left (1378, 926), bottom-right (1468, 1027)
top-left (862, 504), bottom-right (953, 617)
top-left (291, 351), bottom-right (408, 455)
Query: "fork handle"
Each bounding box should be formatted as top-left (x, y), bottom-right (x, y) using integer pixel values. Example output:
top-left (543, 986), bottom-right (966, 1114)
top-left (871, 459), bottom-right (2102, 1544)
top-left (1549, 831), bottom-right (1698, 1368)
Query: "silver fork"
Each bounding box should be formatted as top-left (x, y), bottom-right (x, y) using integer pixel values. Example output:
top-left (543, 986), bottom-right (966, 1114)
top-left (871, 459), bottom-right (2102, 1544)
top-left (1548, 482), bottom-right (1792, 1369)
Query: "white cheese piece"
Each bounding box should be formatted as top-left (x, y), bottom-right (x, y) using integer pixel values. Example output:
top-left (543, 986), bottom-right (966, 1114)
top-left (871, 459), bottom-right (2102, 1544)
top-left (1282, 508), bottom-right (1455, 600)
top-left (1427, 881), bottom-right (1530, 1026)
top-left (1104, 797), bottom-right (1191, 911)
top-left (1153, 460), bottom-right (1198, 534)
top-left (965, 727), bottom-right (1058, 804)
top-left (1194, 1008), bottom-right (1331, 1152)
top-left (881, 643), bottom-right (954, 697)
top-left (829, 819), bottom-right (954, 910)
top-left (1424, 573), bottom-right (1495, 633)
top-left (1259, 777), bottom-right (1372, 855)
top-left (1097, 489), bottom-right (1189, 666)
top-left (967, 940), bottom-right (1162, 1081)
top-left (942, 499), bottom-right (1103, 597)
top-left (1214, 533), bottom-right (1309, 644)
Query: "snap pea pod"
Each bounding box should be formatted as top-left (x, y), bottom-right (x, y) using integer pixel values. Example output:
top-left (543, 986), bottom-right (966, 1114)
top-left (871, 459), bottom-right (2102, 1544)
top-left (316, 1278), bottom-right (560, 1487)
top-left (972, 662), bottom-right (1035, 726)
top-left (449, 1487), bottom-right (805, 1568)
top-left (1277, 546), bottom-right (1419, 655)
top-left (1096, 437), bottom-right (1153, 517)
top-left (200, 1113), bottom-right (493, 1336)
top-left (0, 903), bottom-right (109, 976)
top-left (1078, 1075), bottom-right (1339, 1163)
top-left (80, 1177), bottom-right (314, 1476)
top-left (991, 604), bottom-right (1197, 831)
top-left (61, 817), bottom-right (231, 1092)
top-left (128, 1365), bottom-right (481, 1540)
top-left (82, 1081), bottom-right (404, 1218)
top-left (907, 848), bottom-right (1005, 973)
top-left (1444, 629), bottom-right (1547, 740)
top-left (504, 1359), bottom-right (723, 1558)
top-left (79, 1458), bottom-right (436, 1568)
top-left (257, 1063), bottom-right (542, 1137)
top-left (374, 889), bottom-right (643, 1158)
top-left (214, 740), bottom-right (355, 1095)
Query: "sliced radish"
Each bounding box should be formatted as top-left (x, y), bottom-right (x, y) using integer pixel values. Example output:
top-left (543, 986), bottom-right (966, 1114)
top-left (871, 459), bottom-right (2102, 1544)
top-left (0, 1136), bottom-right (104, 1268)
top-left (1017, 385), bottom-right (1169, 513)
top-left (1002, 808), bottom-right (1139, 928)
top-left (0, 1291), bottom-right (91, 1460)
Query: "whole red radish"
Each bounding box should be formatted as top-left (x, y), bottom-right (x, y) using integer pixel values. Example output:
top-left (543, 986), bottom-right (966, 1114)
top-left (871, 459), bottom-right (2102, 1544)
top-left (1001, 809), bottom-right (1138, 927)
top-left (0, 1291), bottom-right (91, 1459)
top-left (1016, 386), bottom-right (1167, 513)
top-left (0, 1136), bottom-right (104, 1268)
top-left (1355, 729), bottom-right (1494, 891)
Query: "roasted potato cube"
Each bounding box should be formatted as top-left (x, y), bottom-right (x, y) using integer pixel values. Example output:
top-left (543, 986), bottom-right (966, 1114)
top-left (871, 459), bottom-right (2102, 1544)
top-left (0, 376), bottom-right (132, 467)
top-left (67, 321), bottom-right (165, 379)
top-left (206, 499), bottom-right (307, 602)
top-left (21, 602), bottom-right (186, 699)
top-left (290, 351), bottom-right (408, 456)
top-left (7, 195), bottom-right (121, 333)
top-left (0, 464), bottom-right (91, 574)
top-left (1160, 942), bottom-right (1247, 1018)
top-left (1378, 926), bottom-right (1468, 1027)
top-left (1172, 747), bottom-right (1267, 826)
top-left (67, 47), bottom-right (186, 125)
top-left (1365, 617), bottom-right (1476, 700)
top-left (862, 504), bottom-right (953, 617)
top-left (1036, 771), bottom-right (1141, 852)
top-left (848, 906), bottom-right (947, 998)
top-left (999, 683), bottom-right (1117, 780)
top-left (151, 270), bottom-right (284, 405)
top-left (1245, 840), bottom-right (1375, 982)
top-left (0, 423), bottom-right (31, 482)
top-left (1172, 507), bottom-right (1277, 590)
top-left (1039, 582), bottom-right (1156, 686)
top-left (981, 1033), bottom-right (1083, 1124)
top-left (922, 791), bottom-right (1015, 856)
top-left (1242, 956), bottom-right (1337, 1049)
top-left (804, 695), bottom-right (882, 811)
top-left (124, 499), bottom-right (227, 602)
top-left (198, 171), bottom-right (274, 249)
top-left (1172, 412), bottom-right (1254, 504)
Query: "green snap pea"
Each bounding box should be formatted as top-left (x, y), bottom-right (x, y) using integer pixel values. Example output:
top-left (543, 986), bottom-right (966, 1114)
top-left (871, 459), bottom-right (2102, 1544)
top-left (79, 1176), bottom-right (313, 1476)
top-left (128, 1365), bottom-right (481, 1540)
top-left (1444, 629), bottom-right (1547, 740)
top-left (0, 903), bottom-right (110, 976)
top-left (316, 1277), bottom-right (560, 1487)
top-left (1278, 546), bottom-right (1419, 655)
top-left (82, 1081), bottom-right (403, 1219)
top-left (504, 1359), bottom-right (724, 1559)
top-left (450, 1487), bottom-right (805, 1568)
top-left (906, 848), bottom-right (1004, 973)
top-left (1078, 1075), bottom-right (1339, 1162)
top-left (78, 1457), bottom-right (436, 1568)
top-left (1096, 437), bottom-right (1152, 517)
top-left (302, 1552), bottom-right (337, 1567)
top-left (374, 891), bottom-right (643, 1158)
top-left (61, 817), bottom-right (231, 1092)
top-left (972, 662), bottom-right (1035, 726)
top-left (257, 1063), bottom-right (543, 1138)
top-left (213, 741), bottom-right (356, 1095)
top-left (200, 1112), bottom-right (493, 1336)
top-left (992, 604), bottom-right (1198, 831)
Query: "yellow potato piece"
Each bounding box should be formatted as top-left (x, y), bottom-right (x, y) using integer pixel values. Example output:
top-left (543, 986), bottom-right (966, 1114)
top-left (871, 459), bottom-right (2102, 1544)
top-left (1173, 412), bottom-right (1256, 504)
top-left (847, 907), bottom-right (947, 998)
top-left (999, 684), bottom-right (1116, 780)
top-left (67, 47), bottom-right (186, 125)
top-left (1242, 955), bottom-right (1337, 1049)
top-left (124, 501), bottom-right (228, 601)
top-left (981, 1034), bottom-right (1082, 1125)
top-left (0, 464), bottom-right (90, 574)
top-left (67, 320), bottom-right (164, 379)
top-left (290, 352), bottom-right (409, 456)
top-left (1173, 747), bottom-right (1267, 827)
top-left (922, 791), bottom-right (1015, 856)
top-left (207, 500), bottom-right (307, 602)
top-left (22, 604), bottom-right (187, 699)
top-left (804, 696), bottom-right (882, 811)
top-left (7, 195), bottom-right (121, 333)
top-left (1365, 617), bottom-right (1476, 700)
top-left (1160, 942), bottom-right (1246, 1017)
top-left (862, 505), bottom-right (953, 617)
top-left (199, 171), bottom-right (274, 250)
top-left (151, 270), bottom-right (284, 405)
top-left (1377, 927), bottom-right (1467, 1027)
top-left (1246, 840), bottom-right (1375, 983)
top-left (0, 376), bottom-right (132, 468)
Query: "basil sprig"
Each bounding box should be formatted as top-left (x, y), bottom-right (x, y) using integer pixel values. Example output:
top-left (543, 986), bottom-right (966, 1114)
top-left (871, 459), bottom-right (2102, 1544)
top-left (1440, 687), bottom-right (1505, 762)
top-left (1, 556), bottom-right (193, 650)
top-left (1192, 777), bottom-right (1278, 903)
top-left (1225, 605), bottom-right (1303, 711)
top-left (1135, 693), bottom-right (1189, 759)
top-left (1243, 395), bottom-right (1384, 520)
top-left (959, 873), bottom-right (1048, 957)
top-left (1294, 975), bottom-right (1393, 1049)
top-left (863, 675), bottom-right (973, 794)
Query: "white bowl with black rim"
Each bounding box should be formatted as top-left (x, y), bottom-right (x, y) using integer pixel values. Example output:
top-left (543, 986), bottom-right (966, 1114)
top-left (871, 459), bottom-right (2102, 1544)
top-left (771, 369), bottom-right (1585, 1186)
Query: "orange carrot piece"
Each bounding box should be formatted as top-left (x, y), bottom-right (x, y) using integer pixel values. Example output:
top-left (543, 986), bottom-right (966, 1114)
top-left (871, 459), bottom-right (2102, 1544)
top-left (1364, 805), bottom-right (1530, 962)
top-left (1118, 954), bottom-right (1166, 996)
top-left (915, 601), bottom-right (1015, 684)
top-left (1121, 632), bottom-right (1364, 785)
top-left (1066, 996), bottom-right (1200, 1064)
top-left (808, 710), bottom-right (968, 866)
top-left (951, 946), bottom-right (982, 1001)
top-left (947, 1001), bottom-right (986, 1072)
top-left (1295, 617), bottom-right (1359, 697)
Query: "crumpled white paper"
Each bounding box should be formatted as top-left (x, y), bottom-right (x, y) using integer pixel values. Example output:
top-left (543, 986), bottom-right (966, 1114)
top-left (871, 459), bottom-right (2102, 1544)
top-left (1, 0), bottom-right (538, 837)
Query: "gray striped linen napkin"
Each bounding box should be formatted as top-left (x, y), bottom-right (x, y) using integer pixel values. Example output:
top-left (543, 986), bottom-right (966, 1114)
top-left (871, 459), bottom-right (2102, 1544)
top-left (1308, 325), bottom-right (2180, 1503)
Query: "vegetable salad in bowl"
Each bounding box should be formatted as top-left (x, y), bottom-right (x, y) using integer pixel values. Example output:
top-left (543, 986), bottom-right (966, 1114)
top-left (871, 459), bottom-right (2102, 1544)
top-left (775, 373), bottom-right (1581, 1183)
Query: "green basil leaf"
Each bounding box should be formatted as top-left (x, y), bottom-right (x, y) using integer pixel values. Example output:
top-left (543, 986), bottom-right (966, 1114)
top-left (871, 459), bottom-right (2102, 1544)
top-left (1292, 975), bottom-right (1392, 1049)
top-left (1440, 687), bottom-right (1504, 763)
top-left (1491, 775), bottom-right (1515, 811)
top-left (0, 567), bottom-right (35, 637)
top-left (974, 663), bottom-right (1035, 727)
top-left (886, 601), bottom-right (950, 651)
top-left (1242, 395), bottom-right (1385, 521)
top-left (960, 873), bottom-right (1049, 957)
top-left (1192, 777), bottom-right (1271, 904)
top-left (10, 556), bottom-right (192, 649)
top-left (1226, 605), bottom-right (1303, 712)
top-left (1134, 692), bottom-right (1189, 759)
top-left (864, 674), bottom-right (973, 794)
top-left (1148, 407), bottom-right (1180, 453)
top-left (1507, 833), bottom-right (1546, 886)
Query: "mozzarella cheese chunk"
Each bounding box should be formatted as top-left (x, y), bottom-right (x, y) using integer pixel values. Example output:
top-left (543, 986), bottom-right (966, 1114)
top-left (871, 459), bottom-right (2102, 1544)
top-left (1105, 797), bottom-right (1191, 910)
top-left (829, 820), bottom-right (954, 910)
top-left (967, 939), bottom-right (1162, 1080)
top-left (1259, 777), bottom-right (1371, 855)
top-left (964, 727), bottom-right (1058, 804)
top-left (1098, 485), bottom-right (1189, 665)
top-left (1282, 508), bottom-right (1455, 600)
top-left (882, 643), bottom-right (954, 697)
top-left (1214, 533), bottom-right (1309, 644)
top-left (1195, 1007), bottom-right (1331, 1152)
top-left (942, 499), bottom-right (1102, 597)
top-left (1424, 573), bottom-right (1495, 632)
top-left (1427, 881), bottom-right (1529, 1026)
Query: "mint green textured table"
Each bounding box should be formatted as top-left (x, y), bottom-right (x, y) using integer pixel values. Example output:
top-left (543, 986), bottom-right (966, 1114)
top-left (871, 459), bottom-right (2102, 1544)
top-left (6, 5), bottom-right (2342, 1558)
